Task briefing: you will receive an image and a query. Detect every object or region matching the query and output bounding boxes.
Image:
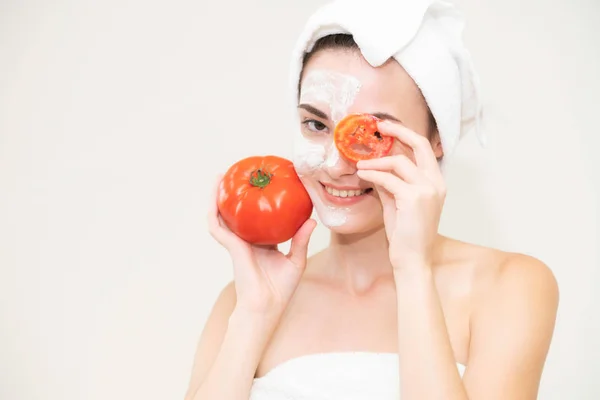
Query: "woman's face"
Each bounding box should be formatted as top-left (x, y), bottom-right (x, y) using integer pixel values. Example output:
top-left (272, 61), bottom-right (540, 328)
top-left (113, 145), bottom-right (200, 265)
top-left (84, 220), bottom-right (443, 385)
top-left (292, 48), bottom-right (441, 234)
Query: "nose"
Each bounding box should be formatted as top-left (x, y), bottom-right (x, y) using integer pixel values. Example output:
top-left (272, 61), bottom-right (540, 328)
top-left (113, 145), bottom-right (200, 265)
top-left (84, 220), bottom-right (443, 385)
top-left (322, 142), bottom-right (357, 180)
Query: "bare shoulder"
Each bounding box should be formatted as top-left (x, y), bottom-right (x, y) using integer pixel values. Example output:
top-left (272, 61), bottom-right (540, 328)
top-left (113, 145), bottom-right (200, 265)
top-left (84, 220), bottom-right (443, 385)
top-left (458, 240), bottom-right (560, 348)
top-left (184, 280), bottom-right (237, 399)
top-left (487, 251), bottom-right (559, 330)
top-left (211, 280), bottom-right (238, 314)
top-left (196, 280), bottom-right (238, 346)
top-left (449, 242), bottom-right (560, 396)
top-left (473, 246), bottom-right (559, 310)
top-left (440, 237), bottom-right (559, 336)
top-left (445, 238), bottom-right (559, 303)
top-left (497, 252), bottom-right (559, 296)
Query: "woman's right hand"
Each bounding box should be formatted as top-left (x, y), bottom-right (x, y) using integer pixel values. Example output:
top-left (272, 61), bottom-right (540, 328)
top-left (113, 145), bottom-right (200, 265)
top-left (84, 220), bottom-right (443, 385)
top-left (207, 175), bottom-right (317, 319)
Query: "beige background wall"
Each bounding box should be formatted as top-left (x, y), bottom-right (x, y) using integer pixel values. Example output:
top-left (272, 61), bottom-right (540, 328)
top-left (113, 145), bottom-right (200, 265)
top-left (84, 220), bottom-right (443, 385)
top-left (1, 0), bottom-right (598, 398)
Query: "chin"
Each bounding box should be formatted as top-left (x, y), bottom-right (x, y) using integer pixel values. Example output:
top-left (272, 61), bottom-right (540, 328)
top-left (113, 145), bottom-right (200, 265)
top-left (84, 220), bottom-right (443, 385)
top-left (326, 223), bottom-right (380, 236)
top-left (314, 208), bottom-right (384, 235)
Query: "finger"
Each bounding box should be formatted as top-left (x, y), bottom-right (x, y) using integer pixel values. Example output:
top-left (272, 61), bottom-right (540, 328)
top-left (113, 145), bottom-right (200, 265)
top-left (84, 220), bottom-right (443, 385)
top-left (376, 120), bottom-right (440, 176)
top-left (206, 173), bottom-right (222, 228)
top-left (372, 183), bottom-right (394, 202)
top-left (356, 154), bottom-right (424, 184)
top-left (253, 243), bottom-right (279, 252)
top-left (286, 218), bottom-right (317, 267)
top-left (206, 173), bottom-right (237, 248)
top-left (356, 169), bottom-right (410, 198)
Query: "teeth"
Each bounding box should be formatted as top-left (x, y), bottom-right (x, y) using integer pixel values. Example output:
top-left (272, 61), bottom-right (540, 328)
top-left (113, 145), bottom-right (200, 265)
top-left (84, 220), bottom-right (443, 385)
top-left (325, 186), bottom-right (366, 197)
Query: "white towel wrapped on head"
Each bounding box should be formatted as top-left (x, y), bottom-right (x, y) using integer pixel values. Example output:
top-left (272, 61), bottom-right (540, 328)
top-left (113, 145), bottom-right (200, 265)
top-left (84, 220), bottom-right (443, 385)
top-left (289, 0), bottom-right (485, 166)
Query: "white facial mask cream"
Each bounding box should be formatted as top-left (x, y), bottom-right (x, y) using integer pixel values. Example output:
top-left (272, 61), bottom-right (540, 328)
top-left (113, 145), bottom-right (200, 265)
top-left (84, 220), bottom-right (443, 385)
top-left (292, 69), bottom-right (362, 227)
top-left (299, 70), bottom-right (362, 124)
top-left (304, 184), bottom-right (350, 227)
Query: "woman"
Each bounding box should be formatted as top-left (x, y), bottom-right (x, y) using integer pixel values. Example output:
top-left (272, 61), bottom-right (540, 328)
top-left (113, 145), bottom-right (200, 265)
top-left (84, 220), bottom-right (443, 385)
top-left (185, 1), bottom-right (559, 399)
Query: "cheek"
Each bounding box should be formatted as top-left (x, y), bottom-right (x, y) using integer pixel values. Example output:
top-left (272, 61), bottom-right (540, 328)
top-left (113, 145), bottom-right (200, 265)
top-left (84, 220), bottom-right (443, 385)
top-left (301, 181), bottom-right (351, 228)
top-left (323, 144), bottom-right (341, 167)
top-left (292, 133), bottom-right (328, 175)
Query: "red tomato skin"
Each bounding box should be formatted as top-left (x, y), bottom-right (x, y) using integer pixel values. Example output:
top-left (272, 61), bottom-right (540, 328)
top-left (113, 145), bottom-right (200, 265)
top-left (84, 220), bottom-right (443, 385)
top-left (216, 155), bottom-right (313, 245)
top-left (334, 113), bottom-right (394, 162)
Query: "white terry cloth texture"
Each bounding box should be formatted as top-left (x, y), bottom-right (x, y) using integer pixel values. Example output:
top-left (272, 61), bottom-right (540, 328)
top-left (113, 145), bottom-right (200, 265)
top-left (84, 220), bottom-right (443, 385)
top-left (289, 0), bottom-right (486, 168)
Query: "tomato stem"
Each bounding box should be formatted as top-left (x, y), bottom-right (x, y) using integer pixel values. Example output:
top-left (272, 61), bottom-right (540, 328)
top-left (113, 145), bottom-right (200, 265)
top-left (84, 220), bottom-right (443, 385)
top-left (250, 169), bottom-right (272, 188)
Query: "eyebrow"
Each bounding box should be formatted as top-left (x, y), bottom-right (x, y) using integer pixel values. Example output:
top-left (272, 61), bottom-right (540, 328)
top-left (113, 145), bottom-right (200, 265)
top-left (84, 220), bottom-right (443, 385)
top-left (297, 104), bottom-right (329, 120)
top-left (370, 112), bottom-right (403, 124)
top-left (297, 104), bottom-right (403, 124)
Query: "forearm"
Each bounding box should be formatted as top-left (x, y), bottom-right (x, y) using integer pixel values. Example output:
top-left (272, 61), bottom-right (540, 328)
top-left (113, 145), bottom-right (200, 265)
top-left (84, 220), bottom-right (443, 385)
top-left (191, 308), bottom-right (278, 400)
top-left (395, 267), bottom-right (468, 400)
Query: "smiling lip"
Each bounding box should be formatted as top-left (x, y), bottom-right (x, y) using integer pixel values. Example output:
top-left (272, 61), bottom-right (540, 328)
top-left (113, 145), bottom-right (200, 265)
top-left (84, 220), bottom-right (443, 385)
top-left (319, 183), bottom-right (372, 205)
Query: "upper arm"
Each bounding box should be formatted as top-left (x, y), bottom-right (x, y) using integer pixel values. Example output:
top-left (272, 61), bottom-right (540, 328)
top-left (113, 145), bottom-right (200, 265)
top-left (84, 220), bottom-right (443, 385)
top-left (463, 254), bottom-right (559, 400)
top-left (184, 280), bottom-right (237, 400)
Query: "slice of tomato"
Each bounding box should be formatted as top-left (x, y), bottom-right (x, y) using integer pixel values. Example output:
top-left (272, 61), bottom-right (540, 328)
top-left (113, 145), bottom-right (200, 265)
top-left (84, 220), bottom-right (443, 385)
top-left (334, 113), bottom-right (394, 162)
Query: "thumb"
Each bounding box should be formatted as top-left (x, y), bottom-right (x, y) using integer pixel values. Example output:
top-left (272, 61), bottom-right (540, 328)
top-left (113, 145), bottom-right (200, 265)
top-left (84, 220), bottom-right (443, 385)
top-left (286, 218), bottom-right (317, 266)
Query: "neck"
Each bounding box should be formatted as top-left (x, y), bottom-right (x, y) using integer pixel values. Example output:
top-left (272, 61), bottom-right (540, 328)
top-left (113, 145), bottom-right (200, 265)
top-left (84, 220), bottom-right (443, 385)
top-left (325, 226), bottom-right (395, 292)
top-left (323, 228), bottom-right (449, 293)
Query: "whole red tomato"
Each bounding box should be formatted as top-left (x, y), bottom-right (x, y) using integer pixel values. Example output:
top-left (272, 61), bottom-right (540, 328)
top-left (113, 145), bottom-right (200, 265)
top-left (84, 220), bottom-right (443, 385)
top-left (217, 155), bottom-right (313, 245)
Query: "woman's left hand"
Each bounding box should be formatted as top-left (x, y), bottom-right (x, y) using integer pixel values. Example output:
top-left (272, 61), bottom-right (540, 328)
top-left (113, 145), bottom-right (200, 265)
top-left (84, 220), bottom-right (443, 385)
top-left (356, 120), bottom-right (446, 271)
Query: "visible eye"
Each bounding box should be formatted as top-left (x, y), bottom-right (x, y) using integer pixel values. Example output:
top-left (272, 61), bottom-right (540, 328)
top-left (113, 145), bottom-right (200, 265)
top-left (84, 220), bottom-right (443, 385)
top-left (301, 119), bottom-right (329, 134)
